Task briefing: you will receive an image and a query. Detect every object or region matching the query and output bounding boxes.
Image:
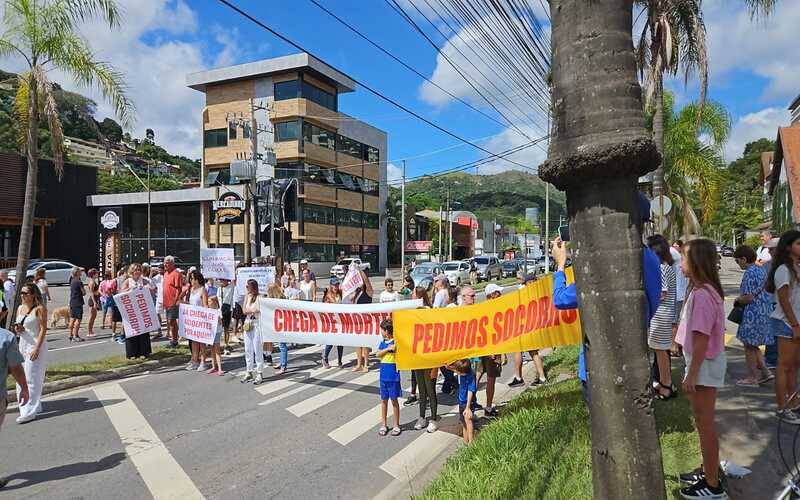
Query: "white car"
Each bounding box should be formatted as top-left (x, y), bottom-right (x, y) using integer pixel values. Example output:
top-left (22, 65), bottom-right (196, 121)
top-left (441, 260), bottom-right (470, 286)
top-left (330, 258), bottom-right (370, 278)
top-left (6, 259), bottom-right (84, 285)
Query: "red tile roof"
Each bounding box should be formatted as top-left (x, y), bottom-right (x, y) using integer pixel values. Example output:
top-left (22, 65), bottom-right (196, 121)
top-left (770, 125), bottom-right (800, 222)
top-left (760, 151), bottom-right (774, 185)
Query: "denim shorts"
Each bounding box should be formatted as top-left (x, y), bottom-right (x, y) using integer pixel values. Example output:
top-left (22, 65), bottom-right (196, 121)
top-left (773, 318), bottom-right (794, 339)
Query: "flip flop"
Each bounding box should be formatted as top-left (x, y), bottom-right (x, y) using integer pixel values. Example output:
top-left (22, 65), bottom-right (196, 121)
top-left (378, 426), bottom-right (388, 436)
top-left (390, 427), bottom-right (402, 436)
top-left (736, 379), bottom-right (760, 388)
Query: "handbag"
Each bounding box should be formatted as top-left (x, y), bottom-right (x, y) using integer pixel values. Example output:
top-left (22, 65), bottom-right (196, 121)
top-left (727, 302), bottom-right (744, 324)
top-left (243, 315), bottom-right (255, 332)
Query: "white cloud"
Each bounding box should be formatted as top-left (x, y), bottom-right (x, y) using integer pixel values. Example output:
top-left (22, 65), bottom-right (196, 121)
top-left (704, 0), bottom-right (800, 102)
top-left (387, 162), bottom-right (403, 183)
top-left (724, 107), bottom-right (789, 161)
top-left (474, 124), bottom-right (548, 175)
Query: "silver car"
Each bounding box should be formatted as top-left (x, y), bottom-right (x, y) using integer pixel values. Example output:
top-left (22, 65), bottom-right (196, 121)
top-left (442, 261), bottom-right (470, 286)
top-left (473, 256), bottom-right (501, 282)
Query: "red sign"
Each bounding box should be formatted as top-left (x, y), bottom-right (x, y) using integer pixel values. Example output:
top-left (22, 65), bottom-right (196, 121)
top-left (405, 240), bottom-right (433, 252)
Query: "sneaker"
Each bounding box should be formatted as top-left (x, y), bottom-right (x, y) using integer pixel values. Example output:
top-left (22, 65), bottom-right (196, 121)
top-left (254, 373), bottom-right (263, 385)
top-left (777, 408), bottom-right (800, 425)
top-left (426, 419), bottom-right (439, 433)
top-left (508, 377), bottom-right (525, 387)
top-left (169, 340), bottom-right (179, 348)
top-left (323, 361), bottom-right (331, 369)
top-left (240, 371), bottom-right (253, 383)
top-left (15, 413), bottom-right (36, 424)
top-left (186, 362), bottom-right (199, 371)
top-left (679, 466), bottom-right (705, 484)
top-left (403, 395), bottom-right (418, 406)
top-left (485, 406), bottom-right (498, 417)
top-left (414, 417), bottom-right (427, 430)
top-left (196, 362), bottom-right (207, 372)
top-left (679, 477), bottom-right (727, 499)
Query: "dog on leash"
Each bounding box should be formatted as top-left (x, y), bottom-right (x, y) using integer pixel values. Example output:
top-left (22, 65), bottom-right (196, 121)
top-left (50, 306), bottom-right (71, 329)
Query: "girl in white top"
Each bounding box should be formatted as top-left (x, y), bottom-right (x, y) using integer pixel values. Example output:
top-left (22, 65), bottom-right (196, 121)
top-left (241, 279), bottom-right (264, 384)
top-left (206, 295), bottom-right (225, 376)
top-left (14, 282), bottom-right (48, 423)
top-left (284, 276), bottom-right (302, 300)
top-left (299, 269), bottom-right (316, 301)
top-left (185, 270), bottom-right (209, 371)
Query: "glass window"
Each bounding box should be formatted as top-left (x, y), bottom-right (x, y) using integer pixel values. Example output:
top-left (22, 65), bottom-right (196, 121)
top-left (362, 178), bottom-right (378, 196)
top-left (336, 135), bottom-right (364, 159)
top-left (205, 167), bottom-right (242, 187)
top-left (274, 80), bottom-right (299, 101)
top-left (363, 213), bottom-right (379, 229)
top-left (302, 122), bottom-right (335, 150)
top-left (242, 123), bottom-right (251, 139)
top-left (366, 146), bottom-right (379, 163)
top-left (303, 204), bottom-right (335, 225)
top-left (337, 208), bottom-right (362, 227)
top-left (166, 239), bottom-right (199, 269)
top-left (337, 172), bottom-right (357, 191)
top-left (275, 120), bottom-right (300, 142)
top-left (166, 205), bottom-right (199, 238)
top-left (302, 243), bottom-right (336, 262)
top-left (301, 80), bottom-right (336, 111)
top-left (203, 128), bottom-right (227, 148)
top-left (275, 162), bottom-right (302, 180)
top-left (228, 121), bottom-right (237, 140)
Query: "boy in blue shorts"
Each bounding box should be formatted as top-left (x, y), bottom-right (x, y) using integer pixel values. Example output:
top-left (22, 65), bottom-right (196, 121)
top-left (376, 319), bottom-right (402, 437)
top-left (451, 359), bottom-right (476, 444)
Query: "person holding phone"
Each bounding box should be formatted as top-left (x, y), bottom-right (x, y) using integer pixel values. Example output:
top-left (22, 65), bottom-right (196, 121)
top-left (13, 283), bottom-right (48, 424)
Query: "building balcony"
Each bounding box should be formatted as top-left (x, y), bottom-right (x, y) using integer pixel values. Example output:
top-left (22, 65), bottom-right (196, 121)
top-left (270, 98), bottom-right (340, 130)
top-left (274, 140), bottom-right (302, 160)
top-left (301, 183), bottom-right (337, 204)
top-left (304, 141), bottom-right (337, 166)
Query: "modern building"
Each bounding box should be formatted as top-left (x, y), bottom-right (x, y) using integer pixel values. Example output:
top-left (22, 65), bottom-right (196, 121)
top-left (87, 53), bottom-right (388, 275)
top-left (64, 136), bottom-right (115, 169)
top-left (414, 209), bottom-right (478, 261)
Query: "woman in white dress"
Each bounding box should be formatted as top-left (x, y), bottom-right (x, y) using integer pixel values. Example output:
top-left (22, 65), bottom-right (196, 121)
top-left (15, 282), bottom-right (48, 423)
top-left (121, 263), bottom-right (153, 359)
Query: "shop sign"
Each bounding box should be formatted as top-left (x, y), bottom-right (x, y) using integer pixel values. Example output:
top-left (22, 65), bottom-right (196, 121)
top-left (98, 206), bottom-right (122, 232)
top-left (213, 191), bottom-right (246, 224)
top-left (405, 240), bottom-right (432, 252)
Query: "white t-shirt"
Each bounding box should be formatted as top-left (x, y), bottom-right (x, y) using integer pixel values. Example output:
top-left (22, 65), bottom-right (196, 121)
top-left (284, 287), bottom-right (302, 300)
top-left (771, 264), bottom-right (800, 324)
top-left (218, 284), bottom-right (235, 306)
top-left (379, 290), bottom-right (399, 303)
top-left (757, 246), bottom-right (772, 264)
top-left (670, 247), bottom-right (689, 302)
top-left (433, 288), bottom-right (448, 308)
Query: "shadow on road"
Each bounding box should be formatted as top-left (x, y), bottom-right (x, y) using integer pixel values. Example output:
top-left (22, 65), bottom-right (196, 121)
top-left (32, 397), bottom-right (124, 422)
top-left (1, 452), bottom-right (126, 491)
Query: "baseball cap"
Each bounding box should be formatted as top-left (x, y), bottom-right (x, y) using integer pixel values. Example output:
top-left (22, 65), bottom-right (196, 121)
top-left (485, 283), bottom-right (503, 296)
top-left (766, 237), bottom-right (780, 249)
top-left (300, 259), bottom-right (308, 265)
top-left (329, 276), bottom-right (340, 285)
top-left (434, 274), bottom-right (448, 283)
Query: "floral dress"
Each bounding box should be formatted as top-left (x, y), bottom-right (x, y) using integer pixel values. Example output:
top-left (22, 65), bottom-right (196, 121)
top-left (737, 264), bottom-right (773, 347)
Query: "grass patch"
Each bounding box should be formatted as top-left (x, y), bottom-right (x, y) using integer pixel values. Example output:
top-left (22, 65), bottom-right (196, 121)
top-left (473, 277), bottom-right (518, 292)
top-left (6, 344), bottom-right (190, 391)
top-left (422, 346), bottom-right (701, 499)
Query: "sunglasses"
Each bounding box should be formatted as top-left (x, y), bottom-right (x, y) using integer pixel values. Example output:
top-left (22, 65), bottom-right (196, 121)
top-left (20, 291), bottom-right (30, 296)
top-left (463, 293), bottom-right (476, 298)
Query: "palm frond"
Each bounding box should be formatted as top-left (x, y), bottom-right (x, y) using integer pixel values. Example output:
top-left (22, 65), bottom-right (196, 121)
top-left (32, 66), bottom-right (65, 178)
top-left (743, 0), bottom-right (778, 19)
top-left (53, 0), bottom-right (121, 27)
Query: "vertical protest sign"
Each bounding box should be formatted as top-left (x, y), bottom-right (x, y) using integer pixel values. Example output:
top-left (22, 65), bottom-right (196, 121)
top-left (201, 248), bottom-right (235, 280)
top-left (113, 288), bottom-right (159, 338)
top-left (340, 265), bottom-right (364, 301)
top-left (178, 303), bottom-right (220, 345)
top-left (235, 266), bottom-right (276, 296)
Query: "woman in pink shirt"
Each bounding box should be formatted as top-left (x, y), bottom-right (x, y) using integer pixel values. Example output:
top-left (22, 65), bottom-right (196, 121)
top-left (675, 238), bottom-right (727, 499)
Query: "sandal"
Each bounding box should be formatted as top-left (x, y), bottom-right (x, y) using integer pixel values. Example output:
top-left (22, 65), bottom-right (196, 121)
top-left (654, 385), bottom-right (678, 400)
top-left (736, 378), bottom-right (760, 388)
top-left (390, 426), bottom-right (402, 436)
top-left (378, 426), bottom-right (388, 436)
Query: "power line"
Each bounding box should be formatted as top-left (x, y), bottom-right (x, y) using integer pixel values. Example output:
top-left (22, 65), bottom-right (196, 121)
top-left (214, 0), bottom-right (532, 170)
top-left (305, 0), bottom-right (534, 142)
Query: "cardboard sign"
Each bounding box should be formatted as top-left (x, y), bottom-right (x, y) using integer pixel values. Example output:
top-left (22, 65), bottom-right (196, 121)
top-left (113, 288), bottom-right (159, 338)
top-left (259, 297), bottom-right (422, 348)
top-left (178, 303), bottom-right (220, 345)
top-left (201, 248), bottom-right (235, 280)
top-left (341, 265), bottom-right (364, 300)
top-left (235, 266), bottom-right (276, 296)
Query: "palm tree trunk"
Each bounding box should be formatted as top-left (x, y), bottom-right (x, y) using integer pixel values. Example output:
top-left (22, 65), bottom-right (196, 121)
top-left (8, 77), bottom-right (39, 328)
top-left (652, 81), bottom-right (665, 198)
top-left (541, 1), bottom-right (666, 498)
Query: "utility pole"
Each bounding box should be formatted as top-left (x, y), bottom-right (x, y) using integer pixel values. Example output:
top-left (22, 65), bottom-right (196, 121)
top-left (447, 185), bottom-right (453, 261)
top-left (147, 161), bottom-right (151, 262)
top-left (250, 98), bottom-right (262, 259)
top-left (400, 160), bottom-right (406, 274)
top-left (438, 205), bottom-right (443, 262)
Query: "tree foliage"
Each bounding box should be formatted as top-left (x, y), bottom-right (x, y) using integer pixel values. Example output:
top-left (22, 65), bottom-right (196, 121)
top-left (97, 170), bottom-right (181, 194)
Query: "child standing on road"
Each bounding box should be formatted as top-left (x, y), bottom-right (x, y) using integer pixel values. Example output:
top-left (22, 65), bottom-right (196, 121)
top-left (376, 319), bottom-right (402, 437)
top-left (451, 359), bottom-right (476, 444)
top-left (206, 295), bottom-right (225, 376)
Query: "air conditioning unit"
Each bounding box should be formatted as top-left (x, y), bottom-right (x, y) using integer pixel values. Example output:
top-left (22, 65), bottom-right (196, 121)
top-left (230, 159), bottom-right (255, 180)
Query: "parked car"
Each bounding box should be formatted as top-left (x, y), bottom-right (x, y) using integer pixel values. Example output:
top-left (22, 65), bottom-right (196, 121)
top-left (442, 260), bottom-right (470, 286)
top-left (330, 257), bottom-right (371, 279)
top-left (501, 260), bottom-right (521, 278)
top-left (720, 245), bottom-right (734, 257)
top-left (473, 256), bottom-right (501, 281)
top-left (409, 262), bottom-right (443, 291)
top-left (5, 259), bottom-right (84, 285)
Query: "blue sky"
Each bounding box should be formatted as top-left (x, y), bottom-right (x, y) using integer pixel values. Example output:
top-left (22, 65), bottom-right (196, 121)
top-left (3, 0), bottom-right (798, 182)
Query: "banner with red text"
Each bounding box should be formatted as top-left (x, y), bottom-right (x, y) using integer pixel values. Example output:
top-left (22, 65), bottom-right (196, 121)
top-left (113, 288), bottom-right (159, 338)
top-left (178, 303), bottom-right (220, 345)
top-left (258, 298), bottom-right (422, 348)
top-left (393, 271), bottom-right (581, 369)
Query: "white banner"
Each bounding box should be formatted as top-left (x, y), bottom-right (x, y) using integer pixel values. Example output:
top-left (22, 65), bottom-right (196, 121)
top-left (341, 266), bottom-right (364, 300)
top-left (201, 248), bottom-right (236, 280)
top-left (258, 298), bottom-right (423, 348)
top-left (113, 288), bottom-right (159, 338)
top-left (178, 303), bottom-right (220, 345)
top-left (235, 266), bottom-right (276, 296)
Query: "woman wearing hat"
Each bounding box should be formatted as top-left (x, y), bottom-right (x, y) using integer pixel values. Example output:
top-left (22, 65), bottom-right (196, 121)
top-left (322, 277), bottom-right (343, 368)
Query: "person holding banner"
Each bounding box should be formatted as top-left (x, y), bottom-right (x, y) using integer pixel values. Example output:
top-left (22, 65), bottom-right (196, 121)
top-left (349, 266), bottom-right (374, 372)
top-left (217, 278), bottom-right (235, 355)
top-left (185, 270), bottom-right (209, 371)
top-left (409, 286), bottom-right (440, 433)
top-left (206, 295), bottom-right (225, 376)
top-left (267, 284), bottom-right (288, 373)
top-left (121, 263), bottom-right (153, 360)
top-left (240, 279), bottom-right (264, 384)
top-left (376, 319), bottom-right (402, 437)
top-left (322, 278), bottom-right (344, 369)
top-left (478, 283), bottom-right (504, 417)
top-left (404, 286), bottom-right (432, 407)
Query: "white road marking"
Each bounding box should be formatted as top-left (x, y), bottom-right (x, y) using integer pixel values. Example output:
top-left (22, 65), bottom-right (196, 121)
top-left (254, 352), bottom-right (357, 396)
top-left (330, 401), bottom-right (457, 446)
top-left (258, 363), bottom-right (357, 406)
top-left (94, 383), bottom-right (204, 500)
top-left (379, 431), bottom-right (460, 480)
top-left (287, 371), bottom-right (379, 417)
top-left (48, 339), bottom-right (110, 352)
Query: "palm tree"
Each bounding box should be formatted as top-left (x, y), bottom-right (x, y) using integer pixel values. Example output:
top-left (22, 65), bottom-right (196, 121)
top-left (662, 93), bottom-right (731, 237)
top-left (0, 0), bottom-right (133, 325)
top-left (540, 1), bottom-right (666, 497)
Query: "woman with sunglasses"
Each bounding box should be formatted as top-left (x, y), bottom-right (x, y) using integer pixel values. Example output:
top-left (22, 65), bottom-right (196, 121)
top-left (14, 283), bottom-right (48, 423)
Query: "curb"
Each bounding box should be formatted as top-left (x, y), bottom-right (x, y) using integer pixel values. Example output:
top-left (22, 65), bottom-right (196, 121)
top-left (6, 353), bottom-right (191, 403)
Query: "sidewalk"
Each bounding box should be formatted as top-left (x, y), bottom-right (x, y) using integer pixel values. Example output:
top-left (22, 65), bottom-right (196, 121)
top-left (718, 262), bottom-right (793, 498)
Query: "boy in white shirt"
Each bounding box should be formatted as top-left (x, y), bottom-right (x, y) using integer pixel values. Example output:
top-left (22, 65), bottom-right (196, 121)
top-left (379, 278), bottom-right (399, 303)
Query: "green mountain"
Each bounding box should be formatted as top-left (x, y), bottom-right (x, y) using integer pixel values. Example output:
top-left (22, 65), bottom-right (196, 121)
top-left (401, 170), bottom-right (566, 225)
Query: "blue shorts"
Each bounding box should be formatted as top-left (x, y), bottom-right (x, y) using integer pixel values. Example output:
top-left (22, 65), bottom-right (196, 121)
top-left (379, 380), bottom-right (402, 401)
top-left (773, 318), bottom-right (794, 339)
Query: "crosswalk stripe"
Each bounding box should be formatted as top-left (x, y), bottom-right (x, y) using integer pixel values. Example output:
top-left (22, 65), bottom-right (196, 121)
top-left (379, 431), bottom-right (460, 481)
top-left (328, 404), bottom-right (384, 445)
top-left (254, 352), bottom-right (358, 396)
top-left (94, 383), bottom-right (204, 500)
top-left (287, 371), bottom-right (379, 417)
top-left (258, 364), bottom-right (358, 406)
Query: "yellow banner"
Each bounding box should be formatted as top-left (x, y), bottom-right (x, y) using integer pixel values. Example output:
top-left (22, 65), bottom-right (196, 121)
top-left (394, 270), bottom-right (582, 369)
